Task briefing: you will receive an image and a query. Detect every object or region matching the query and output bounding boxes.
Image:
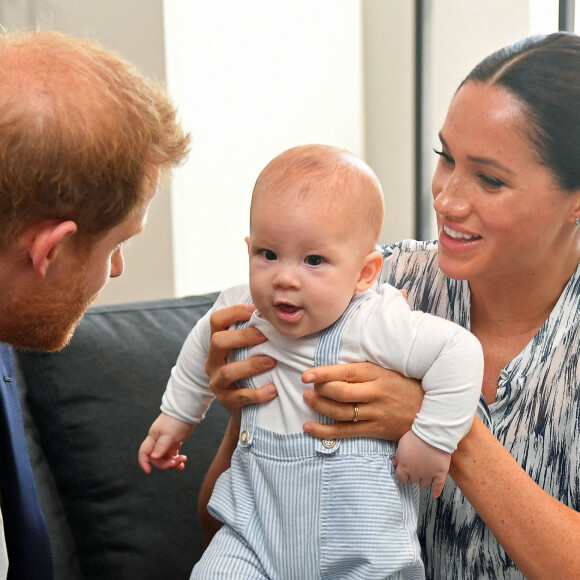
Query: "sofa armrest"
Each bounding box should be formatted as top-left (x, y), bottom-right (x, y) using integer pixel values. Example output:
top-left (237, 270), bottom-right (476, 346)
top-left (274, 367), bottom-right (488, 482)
top-left (15, 293), bottom-right (230, 580)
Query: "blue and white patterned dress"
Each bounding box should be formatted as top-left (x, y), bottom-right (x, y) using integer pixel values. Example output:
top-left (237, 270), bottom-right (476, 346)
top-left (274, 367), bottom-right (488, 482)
top-left (378, 239), bottom-right (580, 580)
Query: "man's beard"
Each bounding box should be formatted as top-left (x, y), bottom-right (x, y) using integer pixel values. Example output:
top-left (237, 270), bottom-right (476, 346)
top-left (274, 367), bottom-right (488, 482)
top-left (1, 262), bottom-right (99, 352)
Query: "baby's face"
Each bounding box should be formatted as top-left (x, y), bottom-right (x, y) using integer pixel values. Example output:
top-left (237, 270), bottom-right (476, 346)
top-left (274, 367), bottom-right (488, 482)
top-left (247, 198), bottom-right (368, 338)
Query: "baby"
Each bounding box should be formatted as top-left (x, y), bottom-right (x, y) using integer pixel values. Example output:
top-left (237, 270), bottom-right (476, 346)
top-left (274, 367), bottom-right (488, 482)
top-left (139, 145), bottom-right (483, 579)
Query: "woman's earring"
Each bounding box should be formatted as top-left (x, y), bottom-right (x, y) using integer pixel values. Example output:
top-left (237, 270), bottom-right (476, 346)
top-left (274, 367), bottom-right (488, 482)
top-left (576, 217), bottom-right (580, 226)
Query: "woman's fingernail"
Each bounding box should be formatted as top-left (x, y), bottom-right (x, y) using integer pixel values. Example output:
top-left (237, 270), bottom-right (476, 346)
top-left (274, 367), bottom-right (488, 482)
top-left (267, 386), bottom-right (277, 396)
top-left (261, 356), bottom-right (275, 368)
top-left (303, 423), bottom-right (312, 433)
top-left (303, 373), bottom-right (315, 383)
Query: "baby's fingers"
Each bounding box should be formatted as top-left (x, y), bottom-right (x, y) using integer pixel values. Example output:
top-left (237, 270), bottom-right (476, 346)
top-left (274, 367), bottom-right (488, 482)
top-left (150, 433), bottom-right (178, 459)
top-left (151, 453), bottom-right (188, 471)
top-left (430, 474), bottom-right (447, 498)
top-left (138, 435), bottom-right (157, 474)
top-left (394, 464), bottom-right (411, 485)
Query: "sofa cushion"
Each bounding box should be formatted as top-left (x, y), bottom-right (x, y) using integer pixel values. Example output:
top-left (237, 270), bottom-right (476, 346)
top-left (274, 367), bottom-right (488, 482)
top-left (16, 293), bottom-right (230, 580)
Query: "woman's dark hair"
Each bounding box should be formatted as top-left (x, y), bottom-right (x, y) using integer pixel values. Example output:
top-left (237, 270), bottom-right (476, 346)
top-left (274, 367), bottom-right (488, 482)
top-left (461, 32), bottom-right (580, 191)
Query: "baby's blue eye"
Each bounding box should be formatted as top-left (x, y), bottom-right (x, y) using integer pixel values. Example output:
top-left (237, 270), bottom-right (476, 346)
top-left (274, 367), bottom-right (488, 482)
top-left (305, 255), bottom-right (325, 266)
top-left (260, 249), bottom-right (277, 261)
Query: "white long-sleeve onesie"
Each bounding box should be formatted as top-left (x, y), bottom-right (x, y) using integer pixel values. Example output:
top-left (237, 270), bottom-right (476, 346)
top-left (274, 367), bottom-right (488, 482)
top-left (162, 283), bottom-right (484, 453)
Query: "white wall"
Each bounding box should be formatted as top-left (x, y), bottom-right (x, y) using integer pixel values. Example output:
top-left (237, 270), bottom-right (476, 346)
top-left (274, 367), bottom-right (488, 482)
top-left (363, 1), bottom-right (415, 245)
top-left (163, 0), bottom-right (366, 296)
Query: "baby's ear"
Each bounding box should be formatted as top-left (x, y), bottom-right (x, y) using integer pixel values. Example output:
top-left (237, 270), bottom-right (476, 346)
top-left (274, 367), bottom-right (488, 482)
top-left (355, 250), bottom-right (383, 292)
top-left (245, 236), bottom-right (251, 254)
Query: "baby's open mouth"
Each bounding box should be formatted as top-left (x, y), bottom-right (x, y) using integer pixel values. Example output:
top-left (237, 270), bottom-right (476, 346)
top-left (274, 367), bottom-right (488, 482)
top-left (274, 302), bottom-right (304, 322)
top-left (276, 303), bottom-right (300, 314)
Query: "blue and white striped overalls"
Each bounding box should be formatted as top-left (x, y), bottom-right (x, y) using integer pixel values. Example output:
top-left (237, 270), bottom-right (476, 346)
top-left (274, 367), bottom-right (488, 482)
top-left (192, 293), bottom-right (425, 579)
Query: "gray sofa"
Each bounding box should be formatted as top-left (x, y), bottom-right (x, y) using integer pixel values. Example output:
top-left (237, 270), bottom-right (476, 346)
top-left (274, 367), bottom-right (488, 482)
top-left (13, 292), bottom-right (230, 580)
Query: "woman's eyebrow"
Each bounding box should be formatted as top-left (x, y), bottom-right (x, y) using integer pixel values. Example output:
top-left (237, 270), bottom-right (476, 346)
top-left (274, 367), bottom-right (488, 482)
top-left (438, 132), bottom-right (514, 175)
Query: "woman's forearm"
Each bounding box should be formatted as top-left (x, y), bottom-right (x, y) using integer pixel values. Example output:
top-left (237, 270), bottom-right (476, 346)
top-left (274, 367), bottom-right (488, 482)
top-left (198, 418), bottom-right (240, 545)
top-left (450, 418), bottom-right (580, 579)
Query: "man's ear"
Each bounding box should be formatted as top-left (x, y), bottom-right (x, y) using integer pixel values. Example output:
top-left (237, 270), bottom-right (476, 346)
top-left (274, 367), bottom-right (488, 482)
top-left (28, 221), bottom-right (78, 279)
top-left (355, 250), bottom-right (383, 292)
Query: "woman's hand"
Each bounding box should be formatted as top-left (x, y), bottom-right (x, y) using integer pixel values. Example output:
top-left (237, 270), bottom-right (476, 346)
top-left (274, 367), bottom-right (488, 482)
top-left (301, 362), bottom-right (423, 440)
top-left (206, 303), bottom-right (278, 426)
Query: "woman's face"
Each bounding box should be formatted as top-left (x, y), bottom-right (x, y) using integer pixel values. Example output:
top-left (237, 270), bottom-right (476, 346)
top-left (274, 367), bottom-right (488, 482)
top-left (432, 81), bottom-right (580, 285)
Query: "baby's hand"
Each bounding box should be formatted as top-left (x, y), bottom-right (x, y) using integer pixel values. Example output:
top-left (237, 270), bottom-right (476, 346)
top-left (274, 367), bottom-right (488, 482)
top-left (393, 430), bottom-right (451, 498)
top-left (138, 413), bottom-right (194, 474)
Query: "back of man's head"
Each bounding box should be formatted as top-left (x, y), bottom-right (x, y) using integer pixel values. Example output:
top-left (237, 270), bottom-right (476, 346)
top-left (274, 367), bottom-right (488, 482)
top-left (0, 30), bottom-right (190, 248)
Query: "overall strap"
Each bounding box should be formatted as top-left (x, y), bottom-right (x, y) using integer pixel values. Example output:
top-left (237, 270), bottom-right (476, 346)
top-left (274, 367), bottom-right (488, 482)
top-left (313, 291), bottom-right (375, 454)
top-left (232, 295), bottom-right (259, 446)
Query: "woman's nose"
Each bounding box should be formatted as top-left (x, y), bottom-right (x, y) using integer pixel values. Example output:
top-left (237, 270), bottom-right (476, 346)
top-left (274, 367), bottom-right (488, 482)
top-left (432, 171), bottom-right (470, 218)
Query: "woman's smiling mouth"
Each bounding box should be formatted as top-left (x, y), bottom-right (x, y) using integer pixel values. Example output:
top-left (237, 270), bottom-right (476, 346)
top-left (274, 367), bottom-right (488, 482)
top-left (443, 224), bottom-right (481, 241)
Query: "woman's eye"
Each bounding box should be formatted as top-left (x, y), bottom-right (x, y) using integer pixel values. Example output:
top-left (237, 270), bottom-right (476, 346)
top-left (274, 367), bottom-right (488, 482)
top-left (260, 249), bottom-right (277, 261)
top-left (305, 255), bottom-right (325, 266)
top-left (479, 174), bottom-right (505, 189)
top-left (433, 148), bottom-right (454, 165)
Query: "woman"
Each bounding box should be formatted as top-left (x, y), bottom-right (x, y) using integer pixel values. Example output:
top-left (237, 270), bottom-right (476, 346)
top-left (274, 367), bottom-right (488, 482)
top-left (200, 33), bottom-right (580, 579)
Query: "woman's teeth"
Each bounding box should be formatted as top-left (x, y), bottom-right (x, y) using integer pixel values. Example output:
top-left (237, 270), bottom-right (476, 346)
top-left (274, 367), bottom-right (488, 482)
top-left (444, 225), bottom-right (480, 240)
